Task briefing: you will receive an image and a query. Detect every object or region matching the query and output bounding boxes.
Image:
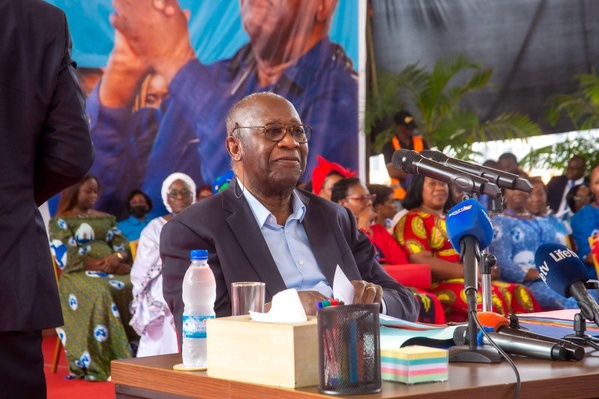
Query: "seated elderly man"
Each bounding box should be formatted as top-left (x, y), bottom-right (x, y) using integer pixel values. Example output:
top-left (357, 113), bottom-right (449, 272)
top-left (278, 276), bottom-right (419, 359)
top-left (161, 92), bottom-right (419, 337)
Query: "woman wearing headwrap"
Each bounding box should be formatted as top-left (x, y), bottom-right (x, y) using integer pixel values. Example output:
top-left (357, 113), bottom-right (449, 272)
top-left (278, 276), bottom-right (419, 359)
top-left (130, 173), bottom-right (196, 357)
top-left (311, 155), bottom-right (356, 200)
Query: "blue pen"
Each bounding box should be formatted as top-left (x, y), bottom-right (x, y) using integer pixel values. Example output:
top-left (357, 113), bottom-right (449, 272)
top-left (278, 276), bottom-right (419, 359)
top-left (348, 318), bottom-right (359, 383)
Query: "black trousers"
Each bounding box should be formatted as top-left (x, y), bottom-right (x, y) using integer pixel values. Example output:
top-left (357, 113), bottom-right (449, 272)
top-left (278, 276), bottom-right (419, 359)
top-left (0, 330), bottom-right (46, 399)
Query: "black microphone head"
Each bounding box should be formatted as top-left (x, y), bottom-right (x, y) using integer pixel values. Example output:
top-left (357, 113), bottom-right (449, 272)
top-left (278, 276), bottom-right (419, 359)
top-left (420, 150), bottom-right (447, 163)
top-left (514, 178), bottom-right (533, 193)
top-left (391, 149), bottom-right (416, 172)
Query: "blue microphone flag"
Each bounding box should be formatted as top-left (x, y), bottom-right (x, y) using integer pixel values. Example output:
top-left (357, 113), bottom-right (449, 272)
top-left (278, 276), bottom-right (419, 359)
top-left (445, 198), bottom-right (493, 251)
top-left (535, 243), bottom-right (587, 297)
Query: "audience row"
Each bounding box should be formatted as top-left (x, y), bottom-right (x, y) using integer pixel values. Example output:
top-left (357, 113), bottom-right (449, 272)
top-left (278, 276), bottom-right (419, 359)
top-left (48, 148), bottom-right (599, 382)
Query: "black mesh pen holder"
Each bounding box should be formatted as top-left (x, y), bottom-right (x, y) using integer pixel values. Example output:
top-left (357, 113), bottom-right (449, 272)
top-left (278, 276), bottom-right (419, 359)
top-left (317, 304), bottom-right (381, 395)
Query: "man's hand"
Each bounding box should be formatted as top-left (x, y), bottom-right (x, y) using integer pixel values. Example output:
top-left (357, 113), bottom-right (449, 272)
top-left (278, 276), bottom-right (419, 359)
top-left (110, 0), bottom-right (196, 83)
top-left (351, 280), bottom-right (383, 305)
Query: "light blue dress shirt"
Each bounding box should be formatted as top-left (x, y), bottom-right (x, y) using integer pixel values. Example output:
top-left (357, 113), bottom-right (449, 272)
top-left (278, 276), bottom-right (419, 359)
top-left (241, 183), bottom-right (333, 298)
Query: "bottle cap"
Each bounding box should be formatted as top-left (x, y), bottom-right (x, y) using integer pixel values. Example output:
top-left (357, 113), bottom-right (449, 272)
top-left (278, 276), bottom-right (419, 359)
top-left (190, 249), bottom-right (208, 260)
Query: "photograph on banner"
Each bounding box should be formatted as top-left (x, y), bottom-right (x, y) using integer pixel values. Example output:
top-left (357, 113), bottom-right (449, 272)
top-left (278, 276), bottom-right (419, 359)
top-left (48, 0), bottom-right (359, 219)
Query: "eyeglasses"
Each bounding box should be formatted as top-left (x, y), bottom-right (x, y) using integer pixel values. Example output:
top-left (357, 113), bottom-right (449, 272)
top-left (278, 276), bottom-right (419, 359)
top-left (167, 188), bottom-right (192, 198)
top-left (573, 195), bottom-right (592, 201)
top-left (231, 122), bottom-right (312, 143)
top-left (346, 194), bottom-right (376, 204)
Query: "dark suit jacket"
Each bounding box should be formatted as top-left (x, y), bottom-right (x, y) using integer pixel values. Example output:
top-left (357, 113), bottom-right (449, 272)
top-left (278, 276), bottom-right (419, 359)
top-left (546, 175), bottom-right (588, 214)
top-left (161, 179), bottom-right (419, 336)
top-left (0, 0), bottom-right (94, 332)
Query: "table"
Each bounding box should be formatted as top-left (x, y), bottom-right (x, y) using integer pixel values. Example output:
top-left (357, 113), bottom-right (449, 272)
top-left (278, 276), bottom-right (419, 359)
top-left (112, 351), bottom-right (599, 399)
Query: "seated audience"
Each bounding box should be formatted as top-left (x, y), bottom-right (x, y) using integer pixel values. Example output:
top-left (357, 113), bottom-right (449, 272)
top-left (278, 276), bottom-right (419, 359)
top-left (117, 190), bottom-right (153, 241)
top-left (333, 178), bottom-right (444, 323)
top-left (546, 155), bottom-right (587, 220)
top-left (311, 155), bottom-right (356, 200)
top-left (394, 174), bottom-right (541, 322)
top-left (490, 178), bottom-right (583, 310)
top-left (566, 183), bottom-right (592, 217)
top-left (332, 178), bottom-right (407, 266)
top-left (161, 92), bottom-right (420, 341)
top-left (570, 164), bottom-right (599, 279)
top-left (367, 183), bottom-right (400, 232)
top-left (195, 184), bottom-right (213, 202)
top-left (49, 174), bottom-right (136, 381)
top-left (526, 177), bottom-right (571, 246)
top-left (130, 173), bottom-right (195, 357)
top-left (497, 152), bottom-right (520, 174)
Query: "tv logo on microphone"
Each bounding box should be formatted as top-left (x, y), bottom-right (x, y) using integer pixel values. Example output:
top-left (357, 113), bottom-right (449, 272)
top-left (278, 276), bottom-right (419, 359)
top-left (447, 202), bottom-right (492, 225)
top-left (447, 204), bottom-right (472, 218)
top-left (537, 247), bottom-right (579, 283)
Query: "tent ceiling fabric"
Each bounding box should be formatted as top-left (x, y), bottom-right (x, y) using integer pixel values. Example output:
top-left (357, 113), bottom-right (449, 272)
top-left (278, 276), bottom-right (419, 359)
top-left (371, 0), bottom-right (599, 136)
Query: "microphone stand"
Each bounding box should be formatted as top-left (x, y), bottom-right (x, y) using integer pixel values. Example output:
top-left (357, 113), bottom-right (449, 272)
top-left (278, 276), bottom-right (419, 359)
top-left (449, 235), bottom-right (501, 363)
top-left (564, 313), bottom-right (599, 351)
top-left (481, 193), bottom-right (503, 312)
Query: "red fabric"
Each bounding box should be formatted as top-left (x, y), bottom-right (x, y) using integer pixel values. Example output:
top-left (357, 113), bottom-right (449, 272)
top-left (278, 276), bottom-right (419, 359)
top-left (368, 224), bottom-right (409, 265)
top-left (395, 210), bottom-right (460, 263)
top-left (383, 264), bottom-right (431, 291)
top-left (411, 287), bottom-right (446, 324)
top-left (310, 156), bottom-right (356, 195)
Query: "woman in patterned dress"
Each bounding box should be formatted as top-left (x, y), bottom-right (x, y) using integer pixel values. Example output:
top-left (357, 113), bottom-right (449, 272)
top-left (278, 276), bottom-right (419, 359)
top-left (394, 175), bottom-right (541, 322)
top-left (491, 178), bottom-right (583, 310)
top-left (130, 173), bottom-right (195, 357)
top-left (49, 174), bottom-right (136, 381)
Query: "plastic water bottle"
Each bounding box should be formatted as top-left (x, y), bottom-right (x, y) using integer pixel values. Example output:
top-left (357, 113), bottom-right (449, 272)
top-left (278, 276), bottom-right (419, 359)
top-left (181, 249), bottom-right (216, 368)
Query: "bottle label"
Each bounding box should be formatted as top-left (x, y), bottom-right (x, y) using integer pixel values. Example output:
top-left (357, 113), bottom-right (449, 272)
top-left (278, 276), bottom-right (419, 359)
top-left (182, 315), bottom-right (214, 339)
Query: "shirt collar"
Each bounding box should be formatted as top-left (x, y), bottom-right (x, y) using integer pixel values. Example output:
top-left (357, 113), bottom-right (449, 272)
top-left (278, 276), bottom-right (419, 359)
top-left (239, 178), bottom-right (306, 227)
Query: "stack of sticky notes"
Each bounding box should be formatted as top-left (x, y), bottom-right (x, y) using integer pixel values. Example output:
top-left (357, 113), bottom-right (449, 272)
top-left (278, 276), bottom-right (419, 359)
top-left (380, 346), bottom-right (448, 384)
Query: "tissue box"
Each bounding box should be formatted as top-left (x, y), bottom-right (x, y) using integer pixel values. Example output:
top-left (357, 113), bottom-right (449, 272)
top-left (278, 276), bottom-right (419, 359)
top-left (206, 315), bottom-right (318, 388)
top-left (381, 346), bottom-right (448, 384)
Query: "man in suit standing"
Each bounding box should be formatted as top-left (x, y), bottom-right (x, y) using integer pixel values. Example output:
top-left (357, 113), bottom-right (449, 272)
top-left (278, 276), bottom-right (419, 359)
top-left (0, 1), bottom-right (94, 397)
top-left (547, 155), bottom-right (587, 220)
top-left (161, 93), bottom-right (419, 339)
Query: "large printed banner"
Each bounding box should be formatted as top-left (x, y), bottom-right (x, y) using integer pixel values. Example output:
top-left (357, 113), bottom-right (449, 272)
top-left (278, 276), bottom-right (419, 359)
top-left (48, 0), bottom-right (360, 218)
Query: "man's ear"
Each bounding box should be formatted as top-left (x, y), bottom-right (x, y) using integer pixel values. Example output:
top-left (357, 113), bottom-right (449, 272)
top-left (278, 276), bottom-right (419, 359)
top-left (226, 136), bottom-right (242, 161)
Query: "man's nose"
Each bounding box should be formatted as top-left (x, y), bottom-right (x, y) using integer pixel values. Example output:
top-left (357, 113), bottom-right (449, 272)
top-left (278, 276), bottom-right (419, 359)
top-left (278, 130), bottom-right (299, 147)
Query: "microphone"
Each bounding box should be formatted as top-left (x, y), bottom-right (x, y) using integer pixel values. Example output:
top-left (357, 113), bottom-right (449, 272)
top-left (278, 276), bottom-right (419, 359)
top-left (446, 198), bottom-right (493, 251)
top-left (535, 243), bottom-right (599, 327)
top-left (453, 325), bottom-right (567, 360)
top-left (391, 149), bottom-right (501, 198)
top-left (477, 312), bottom-right (584, 361)
top-left (445, 198), bottom-right (494, 311)
top-left (420, 150), bottom-right (532, 192)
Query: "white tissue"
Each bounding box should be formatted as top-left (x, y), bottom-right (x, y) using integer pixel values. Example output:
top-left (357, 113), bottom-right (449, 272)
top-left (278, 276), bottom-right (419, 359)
top-left (249, 288), bottom-right (308, 323)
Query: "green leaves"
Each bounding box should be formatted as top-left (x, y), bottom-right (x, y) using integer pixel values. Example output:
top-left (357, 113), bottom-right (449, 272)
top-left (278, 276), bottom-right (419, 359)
top-left (366, 56), bottom-right (540, 155)
top-left (545, 70), bottom-right (599, 130)
top-left (524, 70), bottom-right (599, 170)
